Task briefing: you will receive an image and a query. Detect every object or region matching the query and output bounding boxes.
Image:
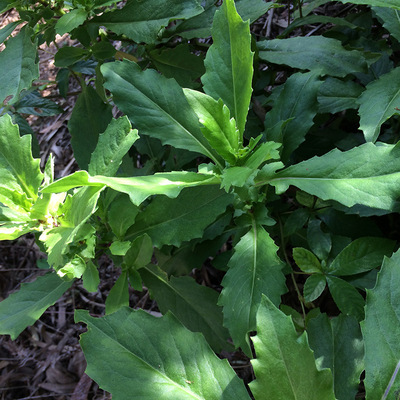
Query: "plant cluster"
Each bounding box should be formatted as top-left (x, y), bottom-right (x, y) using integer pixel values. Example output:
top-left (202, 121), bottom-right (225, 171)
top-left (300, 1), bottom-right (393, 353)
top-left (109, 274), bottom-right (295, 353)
top-left (1, 0), bottom-right (400, 398)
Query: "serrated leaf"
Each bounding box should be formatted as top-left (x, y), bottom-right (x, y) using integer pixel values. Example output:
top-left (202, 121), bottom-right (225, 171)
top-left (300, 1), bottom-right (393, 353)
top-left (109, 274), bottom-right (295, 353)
top-left (141, 265), bottom-right (232, 352)
top-left (257, 36), bottom-right (367, 77)
top-left (68, 85), bottom-right (113, 170)
top-left (328, 237), bottom-right (395, 276)
top-left (293, 248), bottom-right (323, 274)
top-left (88, 116), bottom-right (138, 177)
top-left (361, 249), bottom-right (400, 399)
top-left (55, 8), bottom-right (88, 36)
top-left (259, 142), bottom-right (400, 212)
top-left (42, 170), bottom-right (221, 206)
top-left (0, 114), bottom-right (43, 208)
top-left (326, 275), bottom-right (365, 321)
top-left (75, 308), bottom-right (249, 399)
top-left (249, 295), bottom-right (335, 400)
top-left (0, 26), bottom-right (39, 104)
top-left (202, 0), bottom-right (253, 136)
top-left (125, 185), bottom-right (233, 247)
top-left (218, 225), bottom-right (286, 354)
top-left (358, 67), bottom-right (400, 142)
top-left (101, 60), bottom-right (221, 166)
top-left (307, 313), bottom-right (364, 400)
top-left (0, 273), bottom-right (72, 339)
top-left (91, 0), bottom-right (204, 44)
top-left (184, 89), bottom-right (239, 164)
top-left (264, 71), bottom-right (322, 162)
top-left (304, 274), bottom-right (326, 302)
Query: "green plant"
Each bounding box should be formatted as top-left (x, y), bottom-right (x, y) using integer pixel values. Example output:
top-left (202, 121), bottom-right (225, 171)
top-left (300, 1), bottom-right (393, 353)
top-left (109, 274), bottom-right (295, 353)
top-left (1, 0), bottom-right (400, 398)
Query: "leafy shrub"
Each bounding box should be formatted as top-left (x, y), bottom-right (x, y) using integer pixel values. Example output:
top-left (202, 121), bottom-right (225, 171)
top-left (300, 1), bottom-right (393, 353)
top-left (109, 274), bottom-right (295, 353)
top-left (1, 0), bottom-right (400, 398)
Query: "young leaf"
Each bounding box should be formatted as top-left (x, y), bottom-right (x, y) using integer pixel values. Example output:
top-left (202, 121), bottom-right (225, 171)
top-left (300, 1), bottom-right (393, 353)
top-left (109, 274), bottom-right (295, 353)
top-left (218, 224), bottom-right (286, 354)
top-left (328, 237), bottom-right (395, 276)
top-left (202, 0), bottom-right (253, 136)
top-left (264, 71), bottom-right (322, 162)
top-left (361, 249), bottom-right (400, 399)
top-left (82, 260), bottom-right (100, 293)
top-left (0, 273), bottom-right (72, 339)
top-left (259, 142), bottom-right (400, 212)
top-left (141, 265), bottom-right (232, 352)
top-left (293, 247), bottom-right (323, 274)
top-left (125, 185), bottom-right (233, 247)
top-left (257, 36), bottom-right (367, 77)
top-left (101, 60), bottom-right (222, 166)
top-left (88, 116), bottom-right (139, 177)
top-left (358, 67), bottom-right (400, 142)
top-left (42, 170), bottom-right (221, 207)
top-left (307, 313), bottom-right (364, 400)
top-left (249, 295), bottom-right (335, 400)
top-left (75, 308), bottom-right (250, 399)
top-left (0, 26), bottom-right (39, 104)
top-left (55, 8), bottom-right (88, 36)
top-left (184, 89), bottom-right (239, 164)
top-left (105, 271), bottom-right (129, 315)
top-left (68, 85), bottom-right (113, 170)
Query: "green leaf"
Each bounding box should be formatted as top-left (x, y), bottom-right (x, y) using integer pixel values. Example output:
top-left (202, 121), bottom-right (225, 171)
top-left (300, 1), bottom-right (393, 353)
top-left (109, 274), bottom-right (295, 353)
top-left (101, 60), bottom-right (221, 166)
top-left (0, 20), bottom-right (21, 43)
top-left (92, 0), bottom-right (204, 44)
top-left (202, 0), bottom-right (253, 136)
top-left (358, 67), bottom-right (400, 142)
top-left (68, 85), bottom-right (113, 170)
top-left (184, 89), bottom-right (239, 164)
top-left (293, 248), bottom-right (323, 274)
top-left (373, 7), bottom-right (400, 42)
top-left (55, 8), bottom-right (88, 36)
top-left (124, 234), bottom-right (153, 269)
top-left (235, 0), bottom-right (276, 23)
top-left (328, 237), bottom-right (395, 276)
top-left (107, 194), bottom-right (139, 238)
top-left (0, 273), bottom-right (72, 339)
top-left (264, 71), bottom-right (322, 162)
top-left (0, 114), bottom-right (43, 208)
top-left (82, 260), bottom-right (100, 293)
top-left (307, 219), bottom-right (332, 261)
top-left (249, 295), bottom-right (335, 400)
top-left (338, 0), bottom-right (400, 8)
top-left (257, 36), bottom-right (367, 77)
top-left (218, 225), bottom-right (286, 354)
top-left (90, 41), bottom-right (116, 61)
top-left (0, 26), bottom-right (39, 104)
top-left (105, 271), bottom-right (129, 314)
top-left (307, 313), bottom-right (364, 400)
top-left (326, 275), bottom-right (365, 321)
top-left (317, 77), bottom-right (364, 114)
top-left (75, 308), bottom-right (250, 399)
top-left (13, 90), bottom-right (64, 116)
top-left (125, 185), bottom-right (233, 247)
top-left (88, 116), bottom-right (138, 177)
top-left (54, 46), bottom-right (88, 67)
top-left (361, 249), bottom-right (400, 399)
top-left (259, 142), bottom-right (400, 212)
top-left (42, 170), bottom-right (221, 207)
top-left (141, 265), bottom-right (232, 352)
top-left (303, 274), bottom-right (326, 303)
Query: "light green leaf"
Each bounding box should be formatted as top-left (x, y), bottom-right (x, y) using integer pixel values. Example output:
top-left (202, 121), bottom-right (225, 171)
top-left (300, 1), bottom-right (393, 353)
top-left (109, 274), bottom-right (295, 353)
top-left (202, 0), bottom-right (253, 136)
top-left (82, 260), bottom-right (100, 293)
top-left (75, 308), bottom-right (250, 399)
top-left (358, 67), bottom-right (400, 142)
top-left (264, 71), bottom-right (322, 162)
top-left (259, 142), bottom-right (400, 212)
top-left (68, 85), bottom-right (113, 170)
top-left (0, 273), bottom-right (72, 339)
top-left (373, 7), bottom-right (400, 42)
top-left (328, 237), bottom-right (395, 276)
top-left (307, 313), bottom-right (364, 400)
top-left (303, 274), bottom-right (326, 303)
top-left (326, 276), bottom-right (365, 321)
top-left (293, 247), bottom-right (323, 274)
top-left (101, 60), bottom-right (221, 166)
top-left (0, 26), bottom-right (38, 104)
top-left (58, 255), bottom-right (86, 280)
top-left (361, 249), bottom-right (400, 399)
top-left (141, 265), bottom-right (232, 352)
top-left (125, 185), bottom-right (233, 247)
top-left (317, 77), bottom-right (364, 114)
top-left (107, 194), bottom-right (139, 238)
top-left (42, 170), bottom-right (221, 207)
top-left (257, 36), bottom-right (367, 77)
top-left (184, 89), bottom-right (239, 164)
top-left (88, 116), bottom-right (138, 177)
top-left (92, 0), bottom-right (204, 43)
top-left (218, 225), bottom-right (286, 354)
top-left (55, 8), bottom-right (88, 36)
top-left (249, 295), bottom-right (335, 400)
top-left (105, 271), bottom-right (129, 314)
top-left (110, 240), bottom-right (131, 256)
top-left (124, 234), bottom-right (153, 269)
top-left (0, 114), bottom-right (43, 209)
